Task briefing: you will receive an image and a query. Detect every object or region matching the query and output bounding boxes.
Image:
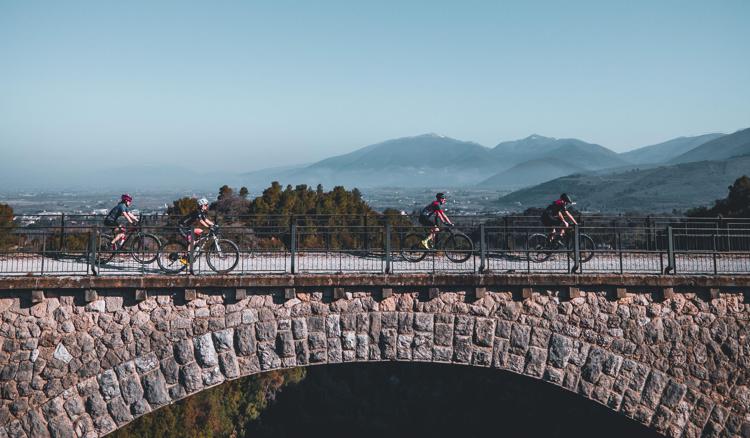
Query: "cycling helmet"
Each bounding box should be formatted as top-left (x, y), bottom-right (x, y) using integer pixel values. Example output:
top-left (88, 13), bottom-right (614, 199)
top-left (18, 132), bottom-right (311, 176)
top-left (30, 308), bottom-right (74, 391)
top-left (197, 198), bottom-right (209, 207)
top-left (121, 194), bottom-right (132, 203)
top-left (560, 193), bottom-right (573, 204)
top-left (436, 193), bottom-right (446, 200)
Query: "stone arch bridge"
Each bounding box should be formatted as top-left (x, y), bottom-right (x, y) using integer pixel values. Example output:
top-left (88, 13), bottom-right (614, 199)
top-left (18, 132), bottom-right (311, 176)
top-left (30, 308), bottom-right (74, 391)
top-left (1, 273), bottom-right (749, 437)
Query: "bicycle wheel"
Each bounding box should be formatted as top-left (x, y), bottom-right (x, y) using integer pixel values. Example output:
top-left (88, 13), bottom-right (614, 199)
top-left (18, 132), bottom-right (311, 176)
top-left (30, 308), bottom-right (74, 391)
top-left (206, 239), bottom-right (240, 273)
top-left (568, 234), bottom-right (595, 263)
top-left (130, 233), bottom-right (161, 264)
top-left (444, 232), bottom-right (474, 263)
top-left (400, 233), bottom-right (428, 263)
top-left (156, 239), bottom-right (188, 274)
top-left (95, 233), bottom-right (115, 265)
top-left (527, 234), bottom-right (552, 262)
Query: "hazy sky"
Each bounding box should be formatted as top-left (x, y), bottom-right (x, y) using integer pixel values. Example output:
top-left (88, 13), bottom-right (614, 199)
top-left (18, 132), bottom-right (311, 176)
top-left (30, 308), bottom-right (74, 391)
top-left (1, 0), bottom-right (749, 175)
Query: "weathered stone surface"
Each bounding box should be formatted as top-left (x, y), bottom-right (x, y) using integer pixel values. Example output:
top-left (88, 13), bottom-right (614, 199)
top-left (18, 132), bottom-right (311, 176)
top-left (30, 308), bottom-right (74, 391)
top-left (193, 334), bottom-right (218, 367)
top-left (141, 371), bottom-right (170, 406)
top-left (0, 283), bottom-right (747, 438)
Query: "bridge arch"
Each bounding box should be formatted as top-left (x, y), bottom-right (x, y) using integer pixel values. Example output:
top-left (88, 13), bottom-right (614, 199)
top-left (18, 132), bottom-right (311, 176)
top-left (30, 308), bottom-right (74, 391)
top-left (1, 282), bottom-right (749, 437)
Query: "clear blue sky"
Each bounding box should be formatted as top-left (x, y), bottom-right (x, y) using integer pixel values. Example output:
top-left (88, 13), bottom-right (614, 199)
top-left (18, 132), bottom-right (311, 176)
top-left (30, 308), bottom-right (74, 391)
top-left (1, 0), bottom-right (749, 175)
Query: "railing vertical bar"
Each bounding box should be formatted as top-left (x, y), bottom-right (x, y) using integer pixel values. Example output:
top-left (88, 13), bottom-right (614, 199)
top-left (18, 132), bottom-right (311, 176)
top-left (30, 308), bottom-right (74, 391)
top-left (41, 232), bottom-right (46, 275)
top-left (572, 224), bottom-right (581, 273)
top-left (290, 224), bottom-right (297, 274)
top-left (385, 224), bottom-right (391, 274)
top-left (479, 224), bottom-right (486, 273)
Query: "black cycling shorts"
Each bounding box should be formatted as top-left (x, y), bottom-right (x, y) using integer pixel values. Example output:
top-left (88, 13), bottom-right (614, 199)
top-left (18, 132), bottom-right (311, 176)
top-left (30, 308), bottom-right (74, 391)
top-left (103, 218), bottom-right (118, 227)
top-left (178, 226), bottom-right (193, 242)
top-left (418, 215), bottom-right (438, 227)
top-left (541, 214), bottom-right (562, 227)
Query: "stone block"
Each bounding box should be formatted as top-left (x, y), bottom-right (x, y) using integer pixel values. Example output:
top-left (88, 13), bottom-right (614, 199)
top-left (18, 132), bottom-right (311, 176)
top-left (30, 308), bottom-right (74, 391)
top-left (567, 286), bottom-right (581, 299)
top-left (184, 289), bottom-right (197, 301)
top-left (333, 287), bottom-right (345, 300)
top-left (134, 289), bottom-right (147, 301)
top-left (708, 287), bottom-right (720, 300)
top-left (284, 288), bottom-right (296, 300)
top-left (661, 287), bottom-right (674, 300)
top-left (616, 287), bottom-right (628, 299)
top-left (31, 290), bottom-right (45, 304)
top-left (234, 288), bottom-right (247, 301)
top-left (521, 287), bottom-right (533, 300)
top-left (381, 288), bottom-right (393, 299)
top-left (84, 289), bottom-right (98, 303)
top-left (428, 287), bottom-right (440, 300)
top-left (474, 287), bottom-right (486, 300)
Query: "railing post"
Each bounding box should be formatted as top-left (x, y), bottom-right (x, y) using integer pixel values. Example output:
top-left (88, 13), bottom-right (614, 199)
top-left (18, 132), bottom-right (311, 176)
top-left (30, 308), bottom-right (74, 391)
top-left (59, 213), bottom-right (66, 253)
top-left (665, 226), bottom-right (675, 274)
top-left (384, 224), bottom-right (391, 274)
top-left (617, 231), bottom-right (623, 274)
top-left (572, 224), bottom-right (581, 273)
top-left (88, 230), bottom-right (98, 276)
top-left (712, 230), bottom-right (718, 275)
top-left (290, 223), bottom-right (297, 274)
top-left (479, 224), bottom-right (486, 273)
top-left (40, 232), bottom-right (46, 275)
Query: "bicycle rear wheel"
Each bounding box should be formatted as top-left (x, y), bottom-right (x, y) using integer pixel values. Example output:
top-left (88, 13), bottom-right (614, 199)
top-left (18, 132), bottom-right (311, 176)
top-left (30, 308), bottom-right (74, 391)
top-left (400, 233), bottom-right (428, 263)
top-left (96, 233), bottom-right (115, 265)
top-left (156, 240), bottom-right (188, 274)
top-left (131, 233), bottom-right (161, 264)
top-left (206, 239), bottom-right (240, 273)
top-left (444, 232), bottom-right (473, 263)
top-left (527, 234), bottom-right (552, 262)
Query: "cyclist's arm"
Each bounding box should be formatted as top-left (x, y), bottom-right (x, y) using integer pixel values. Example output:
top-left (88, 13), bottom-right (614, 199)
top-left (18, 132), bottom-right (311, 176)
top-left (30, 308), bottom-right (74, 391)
top-left (557, 211), bottom-right (569, 227)
top-left (124, 211), bottom-right (138, 223)
top-left (565, 211), bottom-right (577, 225)
top-left (199, 218), bottom-right (214, 227)
top-left (437, 210), bottom-right (453, 226)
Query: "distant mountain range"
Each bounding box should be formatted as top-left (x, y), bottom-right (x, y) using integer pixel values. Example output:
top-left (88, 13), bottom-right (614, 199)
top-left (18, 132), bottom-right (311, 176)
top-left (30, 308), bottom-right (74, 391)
top-left (496, 127), bottom-right (750, 212)
top-left (237, 126), bottom-right (750, 212)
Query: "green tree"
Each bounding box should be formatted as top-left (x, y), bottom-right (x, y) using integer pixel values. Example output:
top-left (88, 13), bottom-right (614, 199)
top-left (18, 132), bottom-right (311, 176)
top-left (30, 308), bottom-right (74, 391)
top-left (218, 185), bottom-right (234, 201)
top-left (687, 175), bottom-right (750, 218)
top-left (168, 197), bottom-right (198, 217)
top-left (239, 186), bottom-right (249, 199)
top-left (0, 203), bottom-right (15, 249)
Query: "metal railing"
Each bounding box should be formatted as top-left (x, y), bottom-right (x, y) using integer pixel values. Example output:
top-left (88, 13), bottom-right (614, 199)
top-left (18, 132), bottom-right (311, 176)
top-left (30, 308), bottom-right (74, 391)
top-left (1, 219), bottom-right (749, 276)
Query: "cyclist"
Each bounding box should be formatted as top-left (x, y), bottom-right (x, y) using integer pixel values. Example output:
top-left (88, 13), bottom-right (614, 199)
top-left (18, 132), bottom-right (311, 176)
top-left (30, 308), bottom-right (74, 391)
top-left (103, 194), bottom-right (138, 250)
top-left (418, 192), bottom-right (454, 249)
top-left (177, 198), bottom-right (215, 263)
top-left (541, 193), bottom-right (577, 244)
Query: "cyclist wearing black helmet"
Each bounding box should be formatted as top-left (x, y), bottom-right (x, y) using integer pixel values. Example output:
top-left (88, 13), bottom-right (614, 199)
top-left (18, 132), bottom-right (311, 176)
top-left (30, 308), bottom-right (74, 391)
top-left (418, 193), bottom-right (454, 249)
top-left (541, 193), bottom-right (577, 242)
top-left (104, 194), bottom-right (138, 250)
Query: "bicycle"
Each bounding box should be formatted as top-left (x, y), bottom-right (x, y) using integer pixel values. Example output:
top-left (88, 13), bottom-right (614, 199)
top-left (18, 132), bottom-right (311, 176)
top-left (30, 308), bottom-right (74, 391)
top-left (400, 225), bottom-right (474, 263)
top-left (96, 222), bottom-right (161, 265)
top-left (526, 227), bottom-right (595, 263)
top-left (156, 225), bottom-right (240, 274)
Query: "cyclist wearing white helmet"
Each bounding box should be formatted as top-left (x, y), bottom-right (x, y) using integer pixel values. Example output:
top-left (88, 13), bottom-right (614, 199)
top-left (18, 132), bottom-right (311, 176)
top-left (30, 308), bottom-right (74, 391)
top-left (178, 198), bottom-right (215, 257)
top-left (104, 194), bottom-right (138, 249)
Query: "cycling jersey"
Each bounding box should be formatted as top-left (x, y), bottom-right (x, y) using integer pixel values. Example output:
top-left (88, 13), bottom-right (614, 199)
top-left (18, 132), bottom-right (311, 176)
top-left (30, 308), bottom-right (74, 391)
top-left (419, 201), bottom-right (443, 226)
top-left (104, 202), bottom-right (129, 226)
top-left (179, 209), bottom-right (208, 228)
top-left (421, 201), bottom-right (443, 217)
top-left (541, 200), bottom-right (567, 226)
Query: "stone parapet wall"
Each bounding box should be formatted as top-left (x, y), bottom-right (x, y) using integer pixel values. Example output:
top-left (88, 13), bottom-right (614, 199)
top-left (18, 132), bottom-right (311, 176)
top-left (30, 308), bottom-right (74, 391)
top-left (0, 284), bottom-right (749, 437)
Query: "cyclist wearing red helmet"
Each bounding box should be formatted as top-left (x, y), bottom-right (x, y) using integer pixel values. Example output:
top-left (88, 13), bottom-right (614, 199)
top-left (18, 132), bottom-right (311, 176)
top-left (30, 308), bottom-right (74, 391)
top-left (104, 194), bottom-right (138, 249)
top-left (418, 193), bottom-right (454, 249)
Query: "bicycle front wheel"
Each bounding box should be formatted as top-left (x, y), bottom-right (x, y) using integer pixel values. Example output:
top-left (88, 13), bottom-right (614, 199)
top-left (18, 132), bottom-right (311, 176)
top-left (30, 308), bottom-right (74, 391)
top-left (206, 239), bottom-right (240, 273)
top-left (131, 233), bottom-right (161, 264)
top-left (527, 234), bottom-right (552, 263)
top-left (569, 234), bottom-right (596, 263)
top-left (156, 240), bottom-right (188, 274)
top-left (400, 233), bottom-right (428, 263)
top-left (443, 232), bottom-right (473, 263)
